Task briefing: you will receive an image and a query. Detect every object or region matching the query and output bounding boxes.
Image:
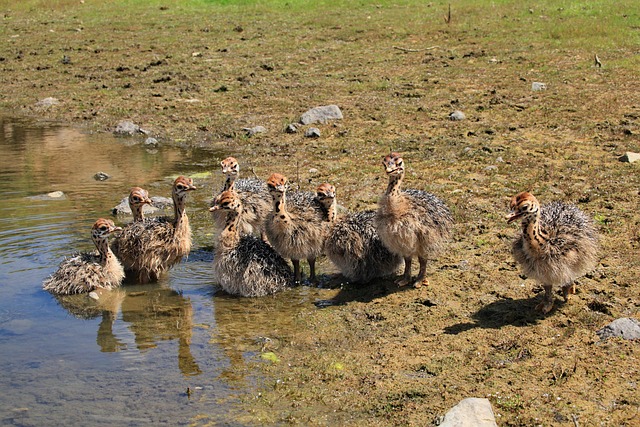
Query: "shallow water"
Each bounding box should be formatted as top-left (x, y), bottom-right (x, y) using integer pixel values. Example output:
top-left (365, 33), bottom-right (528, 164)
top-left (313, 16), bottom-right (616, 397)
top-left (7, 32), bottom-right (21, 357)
top-left (0, 118), bottom-right (333, 425)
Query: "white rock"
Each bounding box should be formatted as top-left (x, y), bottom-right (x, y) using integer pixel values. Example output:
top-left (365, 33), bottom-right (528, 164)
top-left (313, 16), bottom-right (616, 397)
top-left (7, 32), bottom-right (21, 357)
top-left (619, 152), bottom-right (640, 163)
top-left (449, 110), bottom-right (466, 121)
top-left (597, 318), bottom-right (640, 340)
top-left (531, 82), bottom-right (547, 91)
top-left (439, 398), bottom-right (498, 427)
top-left (300, 105), bottom-right (343, 125)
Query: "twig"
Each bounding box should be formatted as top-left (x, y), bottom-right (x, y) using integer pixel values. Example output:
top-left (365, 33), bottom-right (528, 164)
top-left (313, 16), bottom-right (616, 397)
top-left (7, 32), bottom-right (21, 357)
top-left (444, 4), bottom-right (451, 24)
top-left (594, 54), bottom-right (602, 68)
top-left (571, 414), bottom-right (580, 427)
top-left (393, 45), bottom-right (440, 52)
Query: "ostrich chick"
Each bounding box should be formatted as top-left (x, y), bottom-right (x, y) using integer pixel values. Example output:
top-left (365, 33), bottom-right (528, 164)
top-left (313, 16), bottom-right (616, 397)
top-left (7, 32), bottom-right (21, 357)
top-left (375, 152), bottom-right (453, 287)
top-left (43, 219), bottom-right (124, 295)
top-left (211, 157), bottom-right (271, 240)
top-left (507, 191), bottom-right (599, 313)
top-left (210, 191), bottom-right (293, 297)
top-left (114, 176), bottom-right (196, 283)
top-left (111, 186), bottom-right (152, 267)
top-left (265, 173), bottom-right (331, 284)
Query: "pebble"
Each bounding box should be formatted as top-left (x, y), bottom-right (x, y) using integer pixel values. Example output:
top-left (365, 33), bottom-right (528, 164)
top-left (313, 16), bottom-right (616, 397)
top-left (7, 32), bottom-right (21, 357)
top-left (449, 110), bottom-right (466, 121)
top-left (114, 121), bottom-right (144, 136)
top-left (243, 126), bottom-right (266, 137)
top-left (439, 397), bottom-right (498, 427)
top-left (144, 137), bottom-right (159, 147)
top-left (285, 123), bottom-right (298, 134)
top-left (300, 105), bottom-right (343, 125)
top-left (305, 127), bottom-right (321, 138)
top-left (596, 318), bottom-right (640, 340)
top-left (94, 171), bottom-right (110, 181)
top-left (531, 82), bottom-right (547, 91)
top-left (27, 191), bottom-right (66, 201)
top-left (619, 152), bottom-right (640, 163)
top-left (35, 97), bottom-right (60, 110)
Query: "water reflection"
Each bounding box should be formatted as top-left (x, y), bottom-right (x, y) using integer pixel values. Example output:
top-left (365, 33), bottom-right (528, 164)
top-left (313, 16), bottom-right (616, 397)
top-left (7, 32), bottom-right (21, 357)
top-left (53, 284), bottom-right (201, 375)
top-left (0, 117), bottom-right (338, 425)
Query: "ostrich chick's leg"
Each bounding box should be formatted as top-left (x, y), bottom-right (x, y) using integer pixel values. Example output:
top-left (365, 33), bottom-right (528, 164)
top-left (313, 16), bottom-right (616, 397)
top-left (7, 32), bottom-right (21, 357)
top-left (292, 259), bottom-right (301, 284)
top-left (535, 284), bottom-right (555, 314)
top-left (562, 283), bottom-right (576, 302)
top-left (307, 258), bottom-right (317, 283)
top-left (414, 257), bottom-right (430, 288)
top-left (396, 256), bottom-right (413, 287)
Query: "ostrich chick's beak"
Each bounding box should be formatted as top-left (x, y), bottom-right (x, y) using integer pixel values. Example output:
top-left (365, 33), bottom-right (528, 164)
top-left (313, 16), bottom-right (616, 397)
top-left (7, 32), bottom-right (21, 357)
top-left (209, 206), bottom-right (219, 212)
top-left (505, 211), bottom-right (523, 223)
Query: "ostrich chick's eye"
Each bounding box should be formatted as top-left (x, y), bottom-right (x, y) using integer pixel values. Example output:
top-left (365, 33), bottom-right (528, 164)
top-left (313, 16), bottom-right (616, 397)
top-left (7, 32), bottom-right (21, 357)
top-left (100, 226), bottom-right (108, 231)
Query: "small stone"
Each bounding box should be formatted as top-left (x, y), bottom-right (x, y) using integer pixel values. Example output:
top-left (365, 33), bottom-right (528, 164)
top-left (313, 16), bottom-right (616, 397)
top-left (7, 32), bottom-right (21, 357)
top-left (531, 82), bottom-right (547, 91)
top-left (439, 398), bottom-right (498, 427)
top-left (496, 156), bottom-right (504, 163)
top-left (597, 318), bottom-right (640, 340)
top-left (305, 127), bottom-right (321, 138)
top-left (27, 191), bottom-right (66, 201)
top-left (144, 137), bottom-right (159, 147)
top-left (449, 110), bottom-right (466, 121)
top-left (112, 195), bottom-right (170, 216)
top-left (61, 55), bottom-right (71, 65)
top-left (94, 172), bottom-right (110, 181)
top-left (285, 124), bottom-right (298, 134)
top-left (243, 125), bottom-right (267, 137)
top-left (192, 52), bottom-right (202, 57)
top-left (308, 168), bottom-right (319, 174)
top-left (88, 291), bottom-right (100, 300)
top-left (484, 165), bottom-right (498, 171)
top-left (35, 97), bottom-right (60, 110)
top-left (300, 105), bottom-right (343, 125)
top-left (114, 121), bottom-right (141, 136)
top-left (619, 152), bottom-right (640, 163)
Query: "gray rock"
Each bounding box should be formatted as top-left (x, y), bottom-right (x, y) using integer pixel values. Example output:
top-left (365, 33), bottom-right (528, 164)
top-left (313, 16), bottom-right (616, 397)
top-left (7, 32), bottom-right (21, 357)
top-left (114, 121), bottom-right (142, 136)
top-left (619, 152), bottom-right (640, 163)
top-left (144, 137), bottom-right (159, 147)
top-left (449, 110), bottom-right (466, 121)
top-left (305, 127), bottom-right (321, 138)
top-left (111, 195), bottom-right (172, 216)
top-left (27, 191), bottom-right (66, 201)
top-left (531, 82), bottom-right (547, 91)
top-left (35, 97), bottom-right (60, 110)
top-left (300, 105), bottom-right (343, 125)
top-left (243, 125), bottom-right (267, 137)
top-left (597, 318), bottom-right (640, 340)
top-left (94, 171), bottom-right (110, 181)
top-left (439, 398), bottom-right (498, 427)
top-left (285, 123), bottom-right (298, 134)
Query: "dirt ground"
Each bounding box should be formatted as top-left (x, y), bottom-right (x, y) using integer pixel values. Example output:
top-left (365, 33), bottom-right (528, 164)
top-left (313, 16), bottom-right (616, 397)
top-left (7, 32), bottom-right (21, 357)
top-left (1, 1), bottom-right (639, 425)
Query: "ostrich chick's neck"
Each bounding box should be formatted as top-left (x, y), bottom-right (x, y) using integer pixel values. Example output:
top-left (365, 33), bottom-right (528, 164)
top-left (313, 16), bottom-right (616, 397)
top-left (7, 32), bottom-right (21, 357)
top-left (522, 212), bottom-right (548, 250)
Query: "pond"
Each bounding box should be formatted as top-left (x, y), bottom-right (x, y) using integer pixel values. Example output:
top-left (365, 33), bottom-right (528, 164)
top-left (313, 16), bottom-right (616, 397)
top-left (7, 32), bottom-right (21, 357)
top-left (0, 117), bottom-right (334, 425)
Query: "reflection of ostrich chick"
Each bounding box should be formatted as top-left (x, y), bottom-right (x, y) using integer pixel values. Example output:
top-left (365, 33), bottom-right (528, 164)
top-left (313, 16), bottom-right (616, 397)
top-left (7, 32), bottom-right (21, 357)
top-left (120, 285), bottom-right (201, 376)
top-left (114, 176), bottom-right (196, 283)
top-left (210, 190), bottom-right (292, 297)
top-left (265, 173), bottom-right (330, 283)
top-left (43, 219), bottom-right (124, 295)
top-left (507, 191), bottom-right (599, 314)
top-left (375, 153), bottom-right (453, 287)
top-left (210, 157), bottom-right (271, 240)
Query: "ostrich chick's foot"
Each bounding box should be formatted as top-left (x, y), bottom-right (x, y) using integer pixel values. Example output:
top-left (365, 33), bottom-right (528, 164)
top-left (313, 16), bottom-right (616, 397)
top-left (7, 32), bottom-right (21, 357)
top-left (562, 283), bottom-right (576, 302)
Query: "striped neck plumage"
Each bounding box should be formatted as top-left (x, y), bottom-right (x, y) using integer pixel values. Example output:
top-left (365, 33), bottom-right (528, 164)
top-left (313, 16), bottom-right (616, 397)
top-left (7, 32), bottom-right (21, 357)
top-left (522, 211), bottom-right (548, 248)
top-left (386, 172), bottom-right (404, 197)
